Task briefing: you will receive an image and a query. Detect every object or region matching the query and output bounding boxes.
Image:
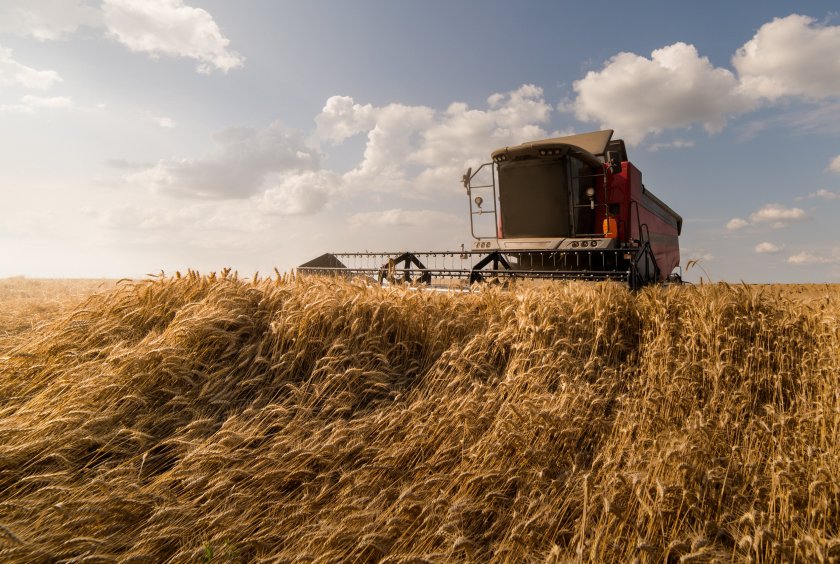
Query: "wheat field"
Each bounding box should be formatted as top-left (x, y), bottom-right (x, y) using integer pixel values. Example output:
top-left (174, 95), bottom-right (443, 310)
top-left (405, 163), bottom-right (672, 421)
top-left (0, 274), bottom-right (838, 562)
top-left (0, 278), bottom-right (118, 352)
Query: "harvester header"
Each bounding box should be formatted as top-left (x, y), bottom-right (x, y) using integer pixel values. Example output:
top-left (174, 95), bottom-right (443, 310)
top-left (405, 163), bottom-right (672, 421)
top-left (299, 129), bottom-right (682, 289)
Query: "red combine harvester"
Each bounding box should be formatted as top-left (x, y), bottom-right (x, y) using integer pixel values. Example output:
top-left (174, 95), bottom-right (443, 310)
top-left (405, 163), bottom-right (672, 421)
top-left (299, 129), bottom-right (682, 289)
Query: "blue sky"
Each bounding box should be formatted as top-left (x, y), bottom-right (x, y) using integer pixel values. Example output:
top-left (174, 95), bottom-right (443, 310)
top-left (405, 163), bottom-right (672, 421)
top-left (1, 1), bottom-right (839, 282)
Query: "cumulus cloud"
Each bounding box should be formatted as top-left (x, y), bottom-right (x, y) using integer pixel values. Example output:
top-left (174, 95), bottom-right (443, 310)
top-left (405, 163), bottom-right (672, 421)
top-left (787, 252), bottom-right (836, 265)
top-left (755, 242), bottom-right (782, 254)
top-left (348, 209), bottom-right (461, 229)
top-left (733, 15), bottom-right (840, 100)
top-left (571, 15), bottom-right (840, 143)
top-left (727, 203), bottom-right (808, 230)
top-left (0, 1), bottom-right (100, 40)
top-left (261, 171), bottom-right (339, 216)
top-left (315, 96), bottom-right (378, 143)
top-left (101, 0), bottom-right (244, 73)
top-left (133, 121), bottom-right (318, 199)
top-left (340, 103), bottom-right (435, 191)
top-left (412, 85), bottom-right (551, 167)
top-left (726, 218), bottom-right (749, 230)
top-left (0, 45), bottom-right (62, 90)
top-left (749, 204), bottom-right (807, 226)
top-left (572, 43), bottom-right (755, 145)
top-left (0, 1), bottom-right (241, 74)
top-left (829, 154), bottom-right (840, 174)
top-left (317, 85), bottom-right (552, 194)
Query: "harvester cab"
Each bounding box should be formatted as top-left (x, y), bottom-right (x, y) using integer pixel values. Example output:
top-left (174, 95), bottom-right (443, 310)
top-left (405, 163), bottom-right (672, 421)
top-left (298, 129), bottom-right (682, 289)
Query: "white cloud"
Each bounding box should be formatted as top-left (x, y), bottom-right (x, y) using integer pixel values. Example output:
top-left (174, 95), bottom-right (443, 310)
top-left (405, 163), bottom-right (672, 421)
top-left (132, 121), bottom-right (318, 199)
top-left (726, 203), bottom-right (808, 230)
top-left (0, 1), bottom-right (100, 40)
top-left (127, 84), bottom-right (548, 217)
top-left (0, 45), bottom-right (62, 90)
top-left (802, 188), bottom-right (840, 200)
top-left (411, 85), bottom-right (551, 167)
top-left (0, 1), bottom-right (241, 74)
top-left (317, 85), bottom-right (552, 195)
top-left (829, 154), bottom-right (840, 174)
top-left (340, 103), bottom-right (435, 191)
top-left (755, 242), bottom-right (782, 254)
top-left (571, 15), bottom-right (840, 143)
top-left (315, 96), bottom-right (378, 143)
top-left (0, 94), bottom-right (74, 113)
top-left (726, 218), bottom-right (749, 230)
top-left (572, 42), bottom-right (755, 145)
top-left (102, 0), bottom-right (244, 74)
top-left (788, 252), bottom-right (836, 265)
top-left (733, 14), bottom-right (840, 100)
top-left (348, 209), bottom-right (461, 229)
top-left (261, 171), bottom-right (339, 216)
top-left (749, 203), bottom-right (807, 227)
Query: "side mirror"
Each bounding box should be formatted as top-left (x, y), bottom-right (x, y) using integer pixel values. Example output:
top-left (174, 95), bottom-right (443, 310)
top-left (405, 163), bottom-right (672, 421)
top-left (606, 152), bottom-right (621, 174)
top-left (462, 167), bottom-right (472, 189)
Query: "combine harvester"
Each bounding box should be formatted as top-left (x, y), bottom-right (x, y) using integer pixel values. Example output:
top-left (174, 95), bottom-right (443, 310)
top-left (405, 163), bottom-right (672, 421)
top-left (299, 129), bottom-right (682, 289)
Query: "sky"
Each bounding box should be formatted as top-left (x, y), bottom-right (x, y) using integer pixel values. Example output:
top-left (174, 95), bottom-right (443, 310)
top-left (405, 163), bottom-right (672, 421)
top-left (1, 0), bottom-right (840, 283)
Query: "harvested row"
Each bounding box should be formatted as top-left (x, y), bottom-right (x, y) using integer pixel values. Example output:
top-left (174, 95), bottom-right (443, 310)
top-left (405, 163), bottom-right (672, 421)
top-left (0, 274), bottom-right (838, 562)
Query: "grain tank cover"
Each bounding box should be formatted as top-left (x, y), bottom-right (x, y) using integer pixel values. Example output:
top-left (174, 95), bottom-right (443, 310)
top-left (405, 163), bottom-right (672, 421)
top-left (491, 129), bottom-right (613, 166)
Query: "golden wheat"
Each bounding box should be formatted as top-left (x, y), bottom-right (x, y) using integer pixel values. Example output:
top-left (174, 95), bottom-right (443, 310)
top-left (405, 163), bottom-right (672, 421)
top-left (0, 274), bottom-right (837, 562)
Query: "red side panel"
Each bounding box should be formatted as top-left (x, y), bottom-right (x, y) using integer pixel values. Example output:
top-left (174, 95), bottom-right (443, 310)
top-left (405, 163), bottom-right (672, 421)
top-left (628, 163), bottom-right (680, 280)
top-left (597, 162), bottom-right (680, 281)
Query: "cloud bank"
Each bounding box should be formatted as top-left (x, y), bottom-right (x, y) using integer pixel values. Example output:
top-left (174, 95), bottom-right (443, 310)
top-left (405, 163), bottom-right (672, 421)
top-left (102, 0), bottom-right (244, 74)
top-left (0, 0), bottom-right (242, 74)
top-left (572, 14), bottom-right (840, 144)
top-left (115, 85), bottom-right (552, 232)
top-left (573, 43), bottom-right (754, 145)
top-left (135, 122), bottom-right (318, 199)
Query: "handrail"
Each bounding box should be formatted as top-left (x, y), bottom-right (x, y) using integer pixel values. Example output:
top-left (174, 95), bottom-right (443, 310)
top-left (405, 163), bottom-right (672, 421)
top-left (465, 162), bottom-right (498, 240)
